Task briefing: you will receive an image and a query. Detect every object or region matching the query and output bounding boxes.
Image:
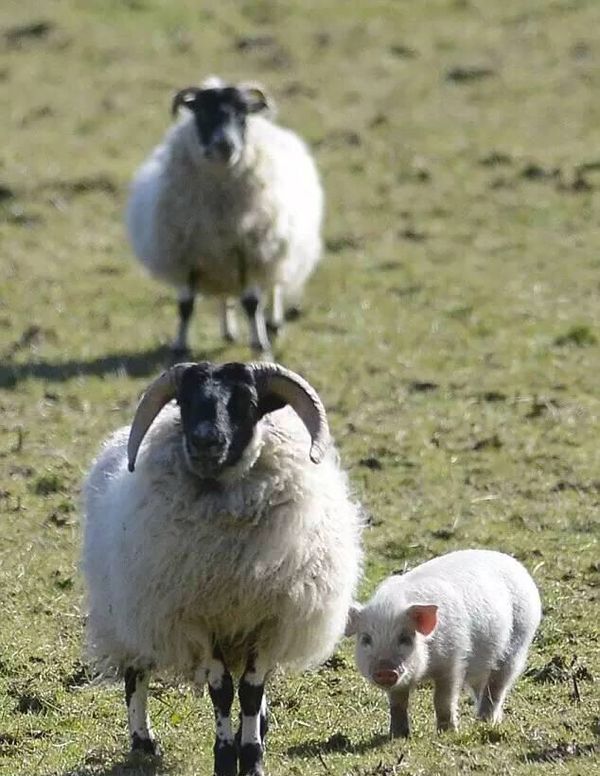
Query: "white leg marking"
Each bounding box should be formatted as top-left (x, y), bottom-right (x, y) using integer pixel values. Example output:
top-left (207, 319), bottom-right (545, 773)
top-left (126, 671), bottom-right (156, 749)
top-left (269, 284), bottom-right (283, 329)
top-left (220, 298), bottom-right (238, 342)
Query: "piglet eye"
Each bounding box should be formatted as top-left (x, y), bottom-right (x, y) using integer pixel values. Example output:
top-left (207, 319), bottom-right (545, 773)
top-left (398, 634), bottom-right (412, 647)
top-left (360, 633), bottom-right (372, 647)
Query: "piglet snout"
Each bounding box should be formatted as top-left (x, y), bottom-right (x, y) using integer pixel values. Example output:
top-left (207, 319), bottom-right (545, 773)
top-left (372, 661), bottom-right (401, 688)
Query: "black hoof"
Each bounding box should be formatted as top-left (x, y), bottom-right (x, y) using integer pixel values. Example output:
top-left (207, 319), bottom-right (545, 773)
top-left (131, 732), bottom-right (160, 756)
top-left (238, 743), bottom-right (264, 776)
top-left (213, 740), bottom-right (237, 776)
top-left (284, 306), bottom-right (302, 322)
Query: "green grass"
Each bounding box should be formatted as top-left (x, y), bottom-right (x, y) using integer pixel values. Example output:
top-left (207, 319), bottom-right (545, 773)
top-left (1, 0), bottom-right (599, 774)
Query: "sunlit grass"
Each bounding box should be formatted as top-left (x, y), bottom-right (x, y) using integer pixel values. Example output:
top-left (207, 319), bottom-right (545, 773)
top-left (0, 0), bottom-right (599, 774)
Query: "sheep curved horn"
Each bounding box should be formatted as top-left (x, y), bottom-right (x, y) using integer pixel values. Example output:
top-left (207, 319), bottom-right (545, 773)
top-left (127, 363), bottom-right (195, 472)
top-left (171, 87), bottom-right (201, 117)
top-left (250, 362), bottom-right (330, 464)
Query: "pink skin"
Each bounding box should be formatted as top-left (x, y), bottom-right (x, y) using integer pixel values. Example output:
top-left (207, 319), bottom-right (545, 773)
top-left (372, 660), bottom-right (403, 688)
top-left (365, 605), bottom-right (439, 694)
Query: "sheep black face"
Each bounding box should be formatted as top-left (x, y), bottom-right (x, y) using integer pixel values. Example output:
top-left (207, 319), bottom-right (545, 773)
top-left (127, 361), bottom-right (331, 477)
top-left (172, 85), bottom-right (270, 166)
top-left (177, 362), bottom-right (264, 478)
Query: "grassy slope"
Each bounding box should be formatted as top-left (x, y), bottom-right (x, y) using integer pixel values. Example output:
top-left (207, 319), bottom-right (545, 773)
top-left (0, 0), bottom-right (599, 774)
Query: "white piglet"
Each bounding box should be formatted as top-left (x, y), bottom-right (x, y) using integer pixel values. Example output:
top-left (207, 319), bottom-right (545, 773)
top-left (346, 549), bottom-right (541, 738)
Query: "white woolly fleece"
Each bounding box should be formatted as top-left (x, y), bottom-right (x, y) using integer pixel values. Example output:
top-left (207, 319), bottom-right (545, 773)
top-left (125, 109), bottom-right (323, 302)
top-left (82, 405), bottom-right (362, 678)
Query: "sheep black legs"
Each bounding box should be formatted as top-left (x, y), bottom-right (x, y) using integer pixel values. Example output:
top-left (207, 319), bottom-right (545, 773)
top-left (241, 290), bottom-right (271, 354)
top-left (207, 646), bottom-right (237, 776)
top-left (124, 667), bottom-right (158, 755)
top-left (238, 652), bottom-right (268, 776)
top-left (173, 289), bottom-right (196, 354)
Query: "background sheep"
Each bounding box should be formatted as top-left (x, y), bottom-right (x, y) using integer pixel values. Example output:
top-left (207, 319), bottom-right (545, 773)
top-left (346, 549), bottom-right (541, 738)
top-left (82, 361), bottom-right (362, 776)
top-left (126, 78), bottom-right (324, 355)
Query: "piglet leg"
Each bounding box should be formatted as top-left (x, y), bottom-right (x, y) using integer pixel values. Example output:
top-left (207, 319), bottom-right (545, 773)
top-left (388, 686), bottom-right (410, 738)
top-left (433, 673), bottom-right (461, 732)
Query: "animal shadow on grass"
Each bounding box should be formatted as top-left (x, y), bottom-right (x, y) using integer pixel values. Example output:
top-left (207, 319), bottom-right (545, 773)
top-left (0, 345), bottom-right (229, 389)
top-left (50, 750), bottom-right (172, 776)
top-left (287, 731), bottom-right (389, 758)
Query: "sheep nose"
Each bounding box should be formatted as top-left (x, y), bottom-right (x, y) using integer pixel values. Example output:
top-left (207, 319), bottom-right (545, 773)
top-left (372, 666), bottom-right (400, 688)
top-left (191, 424), bottom-right (222, 448)
top-left (211, 137), bottom-right (235, 162)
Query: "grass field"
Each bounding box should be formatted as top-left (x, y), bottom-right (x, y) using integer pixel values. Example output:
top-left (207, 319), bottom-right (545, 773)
top-left (1, 0), bottom-right (599, 774)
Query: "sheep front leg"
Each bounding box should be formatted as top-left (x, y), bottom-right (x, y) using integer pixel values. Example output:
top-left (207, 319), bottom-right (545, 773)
top-left (241, 290), bottom-right (271, 355)
top-left (172, 287), bottom-right (196, 354)
top-left (206, 645), bottom-right (237, 776)
top-left (238, 652), bottom-right (269, 776)
top-left (124, 667), bottom-right (158, 755)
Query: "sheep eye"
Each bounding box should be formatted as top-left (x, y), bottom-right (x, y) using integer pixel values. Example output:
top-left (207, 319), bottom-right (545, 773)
top-left (360, 633), bottom-right (372, 647)
top-left (228, 387), bottom-right (251, 416)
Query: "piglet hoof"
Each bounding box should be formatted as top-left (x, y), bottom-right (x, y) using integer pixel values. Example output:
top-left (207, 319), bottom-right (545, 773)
top-left (131, 732), bottom-right (161, 757)
top-left (390, 725), bottom-right (409, 739)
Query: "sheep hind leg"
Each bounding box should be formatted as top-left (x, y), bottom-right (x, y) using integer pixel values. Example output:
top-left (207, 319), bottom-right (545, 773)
top-left (206, 645), bottom-right (237, 776)
top-left (124, 667), bottom-right (159, 755)
top-left (266, 284), bottom-right (284, 339)
top-left (220, 298), bottom-right (238, 343)
top-left (241, 290), bottom-right (271, 356)
top-left (238, 652), bottom-right (269, 776)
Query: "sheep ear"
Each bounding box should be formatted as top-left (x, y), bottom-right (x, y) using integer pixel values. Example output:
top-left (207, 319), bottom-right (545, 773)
top-left (172, 87), bottom-right (200, 117)
top-left (256, 392), bottom-right (287, 419)
top-left (407, 604), bottom-right (438, 636)
top-left (345, 603), bottom-right (363, 637)
top-left (241, 85), bottom-right (273, 115)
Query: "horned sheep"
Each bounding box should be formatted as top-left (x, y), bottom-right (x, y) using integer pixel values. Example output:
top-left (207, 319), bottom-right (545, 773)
top-left (126, 77), bottom-right (324, 355)
top-left (82, 360), bottom-right (362, 776)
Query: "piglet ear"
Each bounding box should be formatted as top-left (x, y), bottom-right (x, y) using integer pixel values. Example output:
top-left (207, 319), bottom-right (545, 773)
top-left (407, 604), bottom-right (438, 636)
top-left (345, 603), bottom-right (363, 637)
